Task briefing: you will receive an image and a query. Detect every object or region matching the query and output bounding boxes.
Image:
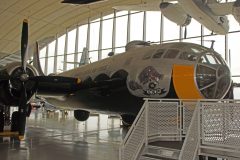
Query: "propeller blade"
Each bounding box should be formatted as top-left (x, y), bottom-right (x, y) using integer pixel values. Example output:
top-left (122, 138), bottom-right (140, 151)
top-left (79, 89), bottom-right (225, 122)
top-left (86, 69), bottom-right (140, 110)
top-left (18, 82), bottom-right (27, 139)
top-left (21, 19), bottom-right (28, 73)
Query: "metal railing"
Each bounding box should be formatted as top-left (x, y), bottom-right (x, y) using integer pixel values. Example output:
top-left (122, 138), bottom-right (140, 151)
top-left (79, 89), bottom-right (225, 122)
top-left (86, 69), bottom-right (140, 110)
top-left (198, 99), bottom-right (240, 159)
top-left (119, 101), bottom-right (147, 160)
top-left (119, 99), bottom-right (240, 160)
top-left (119, 99), bottom-right (197, 160)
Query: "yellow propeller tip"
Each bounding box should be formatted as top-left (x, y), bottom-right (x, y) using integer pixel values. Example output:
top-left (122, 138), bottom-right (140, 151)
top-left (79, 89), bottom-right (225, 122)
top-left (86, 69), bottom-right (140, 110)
top-left (77, 78), bottom-right (81, 84)
top-left (23, 19), bottom-right (28, 23)
top-left (18, 136), bottom-right (25, 141)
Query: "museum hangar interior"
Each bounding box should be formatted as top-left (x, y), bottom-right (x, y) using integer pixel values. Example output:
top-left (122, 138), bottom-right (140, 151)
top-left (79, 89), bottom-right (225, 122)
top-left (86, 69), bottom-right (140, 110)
top-left (0, 0), bottom-right (240, 160)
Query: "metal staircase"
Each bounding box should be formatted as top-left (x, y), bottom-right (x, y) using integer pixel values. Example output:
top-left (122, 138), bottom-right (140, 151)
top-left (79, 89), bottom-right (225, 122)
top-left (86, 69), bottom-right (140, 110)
top-left (119, 99), bottom-right (240, 160)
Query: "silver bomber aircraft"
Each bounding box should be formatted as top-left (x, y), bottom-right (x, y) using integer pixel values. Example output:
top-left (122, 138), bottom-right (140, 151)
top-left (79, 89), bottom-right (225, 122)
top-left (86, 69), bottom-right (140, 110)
top-left (0, 20), bottom-right (233, 139)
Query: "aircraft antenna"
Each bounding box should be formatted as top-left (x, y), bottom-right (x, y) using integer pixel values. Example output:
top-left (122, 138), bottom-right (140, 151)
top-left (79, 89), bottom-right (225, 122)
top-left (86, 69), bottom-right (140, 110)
top-left (210, 40), bottom-right (215, 49)
top-left (184, 26), bottom-right (187, 39)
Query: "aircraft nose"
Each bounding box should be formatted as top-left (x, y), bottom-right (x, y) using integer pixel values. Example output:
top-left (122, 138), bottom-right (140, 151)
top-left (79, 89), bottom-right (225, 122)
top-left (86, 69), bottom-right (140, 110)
top-left (196, 64), bottom-right (231, 99)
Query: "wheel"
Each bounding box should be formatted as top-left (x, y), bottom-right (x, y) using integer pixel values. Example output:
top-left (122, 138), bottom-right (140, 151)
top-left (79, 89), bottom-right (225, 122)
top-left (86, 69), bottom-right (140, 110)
top-left (74, 110), bottom-right (90, 121)
top-left (11, 111), bottom-right (19, 132)
top-left (121, 114), bottom-right (136, 127)
top-left (0, 110), bottom-right (4, 132)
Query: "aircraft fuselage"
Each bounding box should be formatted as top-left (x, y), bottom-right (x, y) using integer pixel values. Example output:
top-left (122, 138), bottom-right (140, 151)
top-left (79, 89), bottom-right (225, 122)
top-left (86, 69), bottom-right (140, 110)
top-left (41, 42), bottom-right (231, 116)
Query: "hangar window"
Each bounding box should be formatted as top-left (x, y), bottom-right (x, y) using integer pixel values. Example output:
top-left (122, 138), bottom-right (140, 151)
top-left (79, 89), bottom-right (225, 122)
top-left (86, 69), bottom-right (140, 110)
top-left (179, 52), bottom-right (198, 61)
top-left (153, 49), bottom-right (165, 58)
top-left (163, 49), bottom-right (179, 59)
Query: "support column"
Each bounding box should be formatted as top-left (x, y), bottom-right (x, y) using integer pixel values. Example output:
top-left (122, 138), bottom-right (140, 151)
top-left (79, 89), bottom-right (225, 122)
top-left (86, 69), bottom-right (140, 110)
top-left (74, 26), bottom-right (79, 68)
top-left (63, 29), bottom-right (68, 71)
top-left (53, 34), bottom-right (58, 73)
top-left (98, 14), bottom-right (103, 60)
top-left (112, 11), bottom-right (116, 53)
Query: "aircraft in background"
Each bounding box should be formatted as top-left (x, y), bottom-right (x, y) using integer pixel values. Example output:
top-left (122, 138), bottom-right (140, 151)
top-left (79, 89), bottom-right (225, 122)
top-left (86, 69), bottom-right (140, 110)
top-left (0, 20), bottom-right (233, 139)
top-left (63, 47), bottom-right (90, 68)
top-left (113, 0), bottom-right (240, 35)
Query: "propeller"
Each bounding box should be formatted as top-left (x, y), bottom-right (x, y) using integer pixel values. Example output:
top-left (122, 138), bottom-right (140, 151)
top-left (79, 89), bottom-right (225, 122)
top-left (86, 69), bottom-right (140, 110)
top-left (17, 19), bottom-right (29, 140)
top-left (7, 19), bottom-right (80, 140)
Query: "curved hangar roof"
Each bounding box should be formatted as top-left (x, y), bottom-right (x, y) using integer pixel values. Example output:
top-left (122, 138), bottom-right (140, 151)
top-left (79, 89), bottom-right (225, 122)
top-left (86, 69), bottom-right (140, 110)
top-left (0, 0), bottom-right (151, 59)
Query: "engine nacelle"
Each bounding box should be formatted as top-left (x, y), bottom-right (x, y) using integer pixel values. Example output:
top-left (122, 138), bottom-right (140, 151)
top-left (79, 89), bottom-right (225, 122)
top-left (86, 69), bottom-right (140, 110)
top-left (160, 2), bottom-right (191, 26)
top-left (233, 0), bottom-right (240, 25)
top-left (0, 62), bottom-right (38, 105)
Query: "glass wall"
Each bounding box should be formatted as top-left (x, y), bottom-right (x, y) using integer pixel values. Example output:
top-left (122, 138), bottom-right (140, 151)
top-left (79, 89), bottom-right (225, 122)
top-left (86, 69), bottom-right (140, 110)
top-left (39, 9), bottom-right (240, 88)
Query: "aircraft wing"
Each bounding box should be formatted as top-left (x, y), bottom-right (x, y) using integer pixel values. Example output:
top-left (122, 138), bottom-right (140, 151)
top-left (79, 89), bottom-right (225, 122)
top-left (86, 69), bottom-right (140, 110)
top-left (80, 78), bottom-right (126, 90)
top-left (113, 2), bottom-right (161, 11)
top-left (36, 74), bottom-right (126, 96)
top-left (208, 2), bottom-right (235, 16)
top-left (113, 0), bottom-right (177, 11)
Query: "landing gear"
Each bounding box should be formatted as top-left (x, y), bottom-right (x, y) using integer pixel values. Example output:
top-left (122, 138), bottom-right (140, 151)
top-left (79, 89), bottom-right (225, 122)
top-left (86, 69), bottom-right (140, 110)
top-left (11, 111), bottom-right (19, 132)
top-left (121, 114), bottom-right (136, 127)
top-left (74, 110), bottom-right (90, 121)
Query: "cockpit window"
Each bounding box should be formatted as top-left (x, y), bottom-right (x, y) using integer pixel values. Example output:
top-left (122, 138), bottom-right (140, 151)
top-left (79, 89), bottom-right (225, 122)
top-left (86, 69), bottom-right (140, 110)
top-left (215, 54), bottom-right (225, 65)
top-left (190, 46), bottom-right (207, 53)
top-left (179, 52), bottom-right (198, 61)
top-left (206, 54), bottom-right (218, 64)
top-left (163, 49), bottom-right (179, 59)
top-left (153, 49), bottom-right (165, 58)
top-left (199, 53), bottom-right (221, 65)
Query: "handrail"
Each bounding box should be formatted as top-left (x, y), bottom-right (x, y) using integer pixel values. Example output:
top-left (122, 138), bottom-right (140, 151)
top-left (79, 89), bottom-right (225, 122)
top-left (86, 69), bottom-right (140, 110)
top-left (120, 99), bottom-right (240, 160)
top-left (119, 100), bottom-right (148, 160)
top-left (121, 101), bottom-right (147, 146)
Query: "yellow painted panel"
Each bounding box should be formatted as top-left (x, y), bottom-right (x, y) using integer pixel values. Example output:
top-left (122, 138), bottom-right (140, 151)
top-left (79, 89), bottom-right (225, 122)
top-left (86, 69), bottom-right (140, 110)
top-left (173, 65), bottom-right (203, 99)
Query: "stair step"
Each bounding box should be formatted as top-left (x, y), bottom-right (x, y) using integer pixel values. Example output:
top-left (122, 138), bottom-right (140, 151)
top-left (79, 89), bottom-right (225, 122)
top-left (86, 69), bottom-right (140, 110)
top-left (143, 145), bottom-right (180, 160)
top-left (140, 154), bottom-right (162, 160)
top-left (149, 141), bottom-right (183, 150)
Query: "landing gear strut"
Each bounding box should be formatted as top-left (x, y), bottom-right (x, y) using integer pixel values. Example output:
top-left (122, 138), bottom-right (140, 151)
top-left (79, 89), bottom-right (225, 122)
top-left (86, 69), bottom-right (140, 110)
top-left (121, 114), bottom-right (136, 127)
top-left (11, 111), bottom-right (20, 132)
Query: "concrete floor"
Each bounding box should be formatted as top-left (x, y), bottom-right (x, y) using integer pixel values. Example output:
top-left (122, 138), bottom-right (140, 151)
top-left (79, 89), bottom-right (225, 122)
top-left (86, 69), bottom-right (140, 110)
top-left (0, 109), bottom-right (127, 160)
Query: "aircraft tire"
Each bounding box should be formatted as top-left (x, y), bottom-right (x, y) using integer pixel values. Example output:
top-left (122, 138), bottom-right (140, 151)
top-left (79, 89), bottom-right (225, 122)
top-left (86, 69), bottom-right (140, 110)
top-left (121, 114), bottom-right (136, 127)
top-left (0, 110), bottom-right (4, 132)
top-left (11, 111), bottom-right (19, 132)
top-left (74, 110), bottom-right (90, 121)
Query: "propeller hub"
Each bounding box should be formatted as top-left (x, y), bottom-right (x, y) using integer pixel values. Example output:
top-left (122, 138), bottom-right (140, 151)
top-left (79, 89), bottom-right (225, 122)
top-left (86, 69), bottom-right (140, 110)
top-left (9, 66), bottom-right (36, 90)
top-left (20, 73), bottom-right (29, 82)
